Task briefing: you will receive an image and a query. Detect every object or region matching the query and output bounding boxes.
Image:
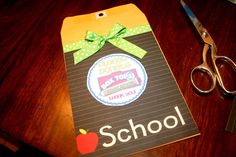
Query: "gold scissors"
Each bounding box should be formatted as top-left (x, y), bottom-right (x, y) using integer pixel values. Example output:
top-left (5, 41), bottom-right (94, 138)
top-left (180, 0), bottom-right (236, 96)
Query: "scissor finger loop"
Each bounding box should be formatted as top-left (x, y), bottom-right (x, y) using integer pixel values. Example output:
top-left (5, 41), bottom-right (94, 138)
top-left (215, 56), bottom-right (236, 68)
top-left (190, 64), bottom-right (217, 94)
top-left (214, 55), bottom-right (236, 95)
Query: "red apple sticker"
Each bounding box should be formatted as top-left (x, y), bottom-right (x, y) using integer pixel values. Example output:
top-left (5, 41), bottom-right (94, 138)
top-left (76, 129), bottom-right (98, 154)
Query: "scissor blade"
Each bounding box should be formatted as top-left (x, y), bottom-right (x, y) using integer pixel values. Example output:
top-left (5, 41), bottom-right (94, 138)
top-left (180, 0), bottom-right (204, 37)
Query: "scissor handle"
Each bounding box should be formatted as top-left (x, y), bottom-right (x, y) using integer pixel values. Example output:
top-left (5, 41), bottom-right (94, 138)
top-left (214, 55), bottom-right (236, 96)
top-left (190, 44), bottom-right (216, 93)
top-left (190, 63), bottom-right (217, 94)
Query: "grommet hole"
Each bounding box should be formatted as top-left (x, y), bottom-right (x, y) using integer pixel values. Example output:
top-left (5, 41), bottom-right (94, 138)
top-left (96, 11), bottom-right (107, 19)
top-left (98, 12), bottom-right (104, 17)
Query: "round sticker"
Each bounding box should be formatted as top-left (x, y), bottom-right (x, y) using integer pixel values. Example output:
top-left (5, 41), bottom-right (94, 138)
top-left (87, 54), bottom-right (148, 106)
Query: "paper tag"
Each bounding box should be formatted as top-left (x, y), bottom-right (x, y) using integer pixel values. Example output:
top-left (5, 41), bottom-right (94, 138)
top-left (60, 3), bottom-right (199, 157)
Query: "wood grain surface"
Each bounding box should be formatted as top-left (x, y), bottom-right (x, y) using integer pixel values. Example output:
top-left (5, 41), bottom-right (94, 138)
top-left (0, 0), bottom-right (235, 157)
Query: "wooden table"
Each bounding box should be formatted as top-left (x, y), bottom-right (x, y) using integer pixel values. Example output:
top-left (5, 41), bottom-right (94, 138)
top-left (0, 0), bottom-right (235, 156)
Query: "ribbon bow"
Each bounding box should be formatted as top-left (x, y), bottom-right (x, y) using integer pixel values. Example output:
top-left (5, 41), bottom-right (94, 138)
top-left (64, 23), bottom-right (151, 64)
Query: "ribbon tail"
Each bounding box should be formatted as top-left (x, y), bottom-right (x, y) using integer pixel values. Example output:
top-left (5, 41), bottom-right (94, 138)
top-left (73, 50), bottom-right (87, 64)
top-left (73, 41), bottom-right (102, 64)
top-left (109, 38), bottom-right (147, 59)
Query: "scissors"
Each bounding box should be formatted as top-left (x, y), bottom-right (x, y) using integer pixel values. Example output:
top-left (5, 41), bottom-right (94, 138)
top-left (180, 0), bottom-right (236, 96)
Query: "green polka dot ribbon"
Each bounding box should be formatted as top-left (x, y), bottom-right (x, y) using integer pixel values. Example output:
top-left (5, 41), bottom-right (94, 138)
top-left (63, 23), bottom-right (152, 64)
